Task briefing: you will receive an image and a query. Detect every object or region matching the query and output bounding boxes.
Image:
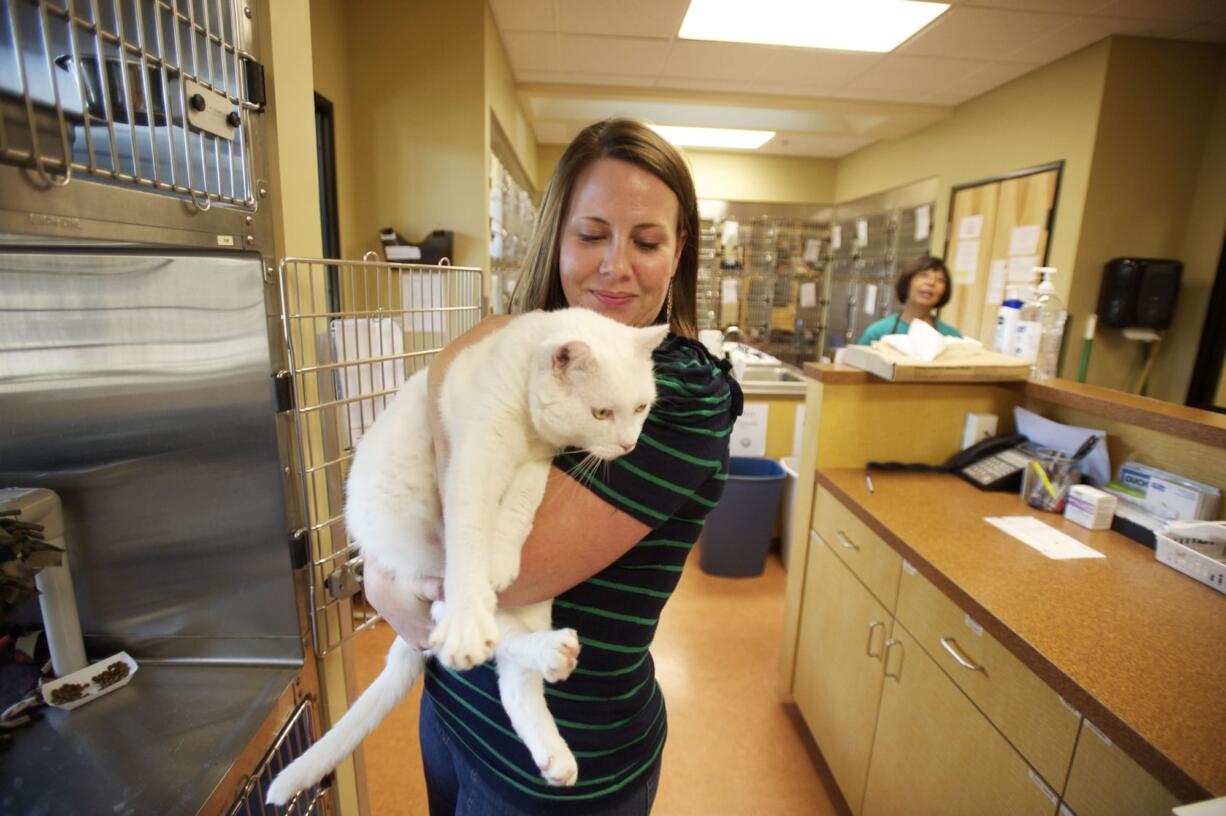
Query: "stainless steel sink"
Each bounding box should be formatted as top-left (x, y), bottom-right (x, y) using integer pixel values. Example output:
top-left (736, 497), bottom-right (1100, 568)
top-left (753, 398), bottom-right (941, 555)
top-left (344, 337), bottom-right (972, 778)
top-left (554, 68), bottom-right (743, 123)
top-left (736, 363), bottom-right (807, 395)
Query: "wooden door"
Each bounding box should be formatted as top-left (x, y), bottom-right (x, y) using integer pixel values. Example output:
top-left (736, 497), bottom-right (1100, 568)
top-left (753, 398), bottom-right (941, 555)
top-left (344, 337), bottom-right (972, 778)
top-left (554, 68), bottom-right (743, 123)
top-left (861, 625), bottom-right (1060, 816)
top-left (793, 532), bottom-right (892, 814)
top-left (944, 167), bottom-right (1060, 345)
top-left (943, 183), bottom-right (999, 340)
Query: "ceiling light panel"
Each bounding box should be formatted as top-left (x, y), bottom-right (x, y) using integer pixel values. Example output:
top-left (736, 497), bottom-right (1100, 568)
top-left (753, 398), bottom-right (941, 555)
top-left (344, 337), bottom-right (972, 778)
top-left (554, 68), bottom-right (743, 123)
top-left (679, 0), bottom-right (950, 53)
top-left (649, 124), bottom-right (776, 149)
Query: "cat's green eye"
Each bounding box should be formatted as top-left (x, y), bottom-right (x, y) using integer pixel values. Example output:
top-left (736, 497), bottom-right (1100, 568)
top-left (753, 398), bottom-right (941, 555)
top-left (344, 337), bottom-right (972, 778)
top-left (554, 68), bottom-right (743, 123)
top-left (592, 407), bottom-right (612, 420)
top-left (634, 404), bottom-right (647, 413)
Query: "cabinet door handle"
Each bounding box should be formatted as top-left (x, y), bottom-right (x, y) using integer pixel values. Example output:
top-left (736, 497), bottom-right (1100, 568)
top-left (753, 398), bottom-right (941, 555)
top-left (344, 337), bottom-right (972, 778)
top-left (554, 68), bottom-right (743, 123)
top-left (834, 530), bottom-right (859, 551)
top-left (940, 637), bottom-right (985, 673)
top-left (883, 638), bottom-right (904, 682)
top-left (865, 620), bottom-right (885, 659)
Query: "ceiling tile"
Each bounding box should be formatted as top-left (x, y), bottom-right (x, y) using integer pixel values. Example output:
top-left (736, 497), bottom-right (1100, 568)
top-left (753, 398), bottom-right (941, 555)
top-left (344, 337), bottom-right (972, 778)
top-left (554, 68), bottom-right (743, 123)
top-left (846, 55), bottom-right (991, 93)
top-left (660, 40), bottom-right (773, 81)
top-left (897, 6), bottom-right (1069, 61)
top-left (489, 0), bottom-right (556, 33)
top-left (554, 35), bottom-right (672, 76)
top-left (1096, 0), bottom-right (1224, 23)
top-left (758, 49), bottom-right (882, 89)
top-left (517, 70), bottom-right (659, 89)
top-left (932, 61), bottom-right (1038, 104)
top-left (651, 76), bottom-right (774, 95)
top-left (501, 31), bottom-right (560, 73)
top-left (555, 0), bottom-right (689, 39)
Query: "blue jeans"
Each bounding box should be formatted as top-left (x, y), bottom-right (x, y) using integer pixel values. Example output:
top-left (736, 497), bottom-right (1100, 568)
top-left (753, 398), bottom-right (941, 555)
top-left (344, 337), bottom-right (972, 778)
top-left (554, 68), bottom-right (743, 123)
top-left (418, 693), bottom-right (662, 815)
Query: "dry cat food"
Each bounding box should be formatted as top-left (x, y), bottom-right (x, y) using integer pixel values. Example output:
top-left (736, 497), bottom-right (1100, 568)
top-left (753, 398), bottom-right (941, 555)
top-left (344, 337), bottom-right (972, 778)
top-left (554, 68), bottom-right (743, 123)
top-left (48, 683), bottom-right (89, 705)
top-left (91, 661), bottom-right (130, 689)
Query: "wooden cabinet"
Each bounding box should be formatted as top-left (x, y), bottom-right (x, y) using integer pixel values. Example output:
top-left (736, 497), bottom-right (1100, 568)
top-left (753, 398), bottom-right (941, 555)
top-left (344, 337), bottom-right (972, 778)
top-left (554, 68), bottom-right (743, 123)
top-left (861, 625), bottom-right (1060, 816)
top-left (793, 530), bottom-right (892, 815)
top-left (1062, 720), bottom-right (1181, 816)
top-left (812, 485), bottom-right (901, 609)
top-left (895, 564), bottom-right (1081, 789)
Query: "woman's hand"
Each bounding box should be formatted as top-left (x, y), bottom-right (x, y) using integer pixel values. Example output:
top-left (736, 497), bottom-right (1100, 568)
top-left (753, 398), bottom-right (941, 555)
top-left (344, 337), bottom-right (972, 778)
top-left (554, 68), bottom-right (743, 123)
top-left (363, 566), bottom-right (443, 649)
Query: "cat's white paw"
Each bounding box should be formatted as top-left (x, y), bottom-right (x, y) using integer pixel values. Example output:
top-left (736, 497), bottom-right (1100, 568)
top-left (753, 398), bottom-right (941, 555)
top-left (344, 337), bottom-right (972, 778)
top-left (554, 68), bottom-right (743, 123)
top-left (533, 737), bottom-right (579, 787)
top-left (429, 607), bottom-right (499, 670)
top-left (487, 545), bottom-right (521, 592)
top-left (538, 629), bottom-right (581, 683)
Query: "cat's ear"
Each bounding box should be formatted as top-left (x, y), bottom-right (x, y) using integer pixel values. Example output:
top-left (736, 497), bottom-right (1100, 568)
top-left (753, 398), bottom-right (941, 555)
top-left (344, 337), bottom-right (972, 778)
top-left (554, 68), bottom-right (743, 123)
top-left (638, 324), bottom-right (670, 354)
top-left (552, 340), bottom-right (593, 378)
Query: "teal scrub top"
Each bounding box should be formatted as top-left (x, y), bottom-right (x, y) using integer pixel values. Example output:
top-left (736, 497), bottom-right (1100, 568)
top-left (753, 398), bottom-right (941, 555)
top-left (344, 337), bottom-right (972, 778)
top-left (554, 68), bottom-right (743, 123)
top-left (856, 313), bottom-right (961, 345)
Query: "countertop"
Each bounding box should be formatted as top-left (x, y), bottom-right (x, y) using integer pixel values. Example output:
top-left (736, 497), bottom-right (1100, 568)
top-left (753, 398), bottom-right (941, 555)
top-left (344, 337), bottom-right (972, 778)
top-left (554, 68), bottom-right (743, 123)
top-left (5, 663), bottom-right (299, 815)
top-left (818, 467), bottom-right (1226, 801)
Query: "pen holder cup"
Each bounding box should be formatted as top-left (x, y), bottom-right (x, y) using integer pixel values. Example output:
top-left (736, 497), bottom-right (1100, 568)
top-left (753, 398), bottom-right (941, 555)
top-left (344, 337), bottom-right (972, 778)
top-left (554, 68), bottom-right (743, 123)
top-left (1020, 451), bottom-right (1080, 513)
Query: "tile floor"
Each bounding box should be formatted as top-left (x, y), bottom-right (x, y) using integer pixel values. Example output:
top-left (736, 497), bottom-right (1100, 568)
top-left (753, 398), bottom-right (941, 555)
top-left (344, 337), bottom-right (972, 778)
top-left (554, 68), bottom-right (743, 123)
top-left (351, 549), bottom-right (845, 815)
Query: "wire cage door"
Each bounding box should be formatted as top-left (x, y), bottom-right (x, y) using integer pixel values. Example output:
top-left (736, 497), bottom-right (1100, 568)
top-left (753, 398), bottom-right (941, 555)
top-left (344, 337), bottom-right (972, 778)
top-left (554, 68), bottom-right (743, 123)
top-left (278, 256), bottom-right (484, 657)
top-left (1, 0), bottom-right (259, 209)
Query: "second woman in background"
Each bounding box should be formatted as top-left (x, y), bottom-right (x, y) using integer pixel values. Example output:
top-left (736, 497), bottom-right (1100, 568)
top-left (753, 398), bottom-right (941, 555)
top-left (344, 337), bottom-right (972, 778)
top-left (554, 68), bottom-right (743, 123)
top-left (856, 255), bottom-right (961, 345)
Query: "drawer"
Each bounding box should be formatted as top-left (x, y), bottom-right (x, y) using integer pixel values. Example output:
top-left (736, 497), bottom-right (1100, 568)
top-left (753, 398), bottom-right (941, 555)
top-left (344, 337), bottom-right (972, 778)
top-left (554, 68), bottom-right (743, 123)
top-left (896, 563), bottom-right (1081, 790)
top-left (812, 485), bottom-right (901, 611)
top-left (1062, 719), bottom-right (1181, 816)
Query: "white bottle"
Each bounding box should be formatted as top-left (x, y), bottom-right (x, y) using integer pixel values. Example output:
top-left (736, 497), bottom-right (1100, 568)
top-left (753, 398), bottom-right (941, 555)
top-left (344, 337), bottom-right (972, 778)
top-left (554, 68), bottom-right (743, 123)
top-left (994, 286), bottom-right (1024, 354)
top-left (1031, 268), bottom-right (1067, 380)
top-left (1010, 280), bottom-right (1040, 360)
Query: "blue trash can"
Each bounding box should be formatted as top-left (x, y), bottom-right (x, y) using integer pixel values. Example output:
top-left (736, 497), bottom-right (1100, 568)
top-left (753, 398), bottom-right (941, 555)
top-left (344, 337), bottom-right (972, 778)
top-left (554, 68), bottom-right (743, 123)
top-left (699, 457), bottom-right (787, 577)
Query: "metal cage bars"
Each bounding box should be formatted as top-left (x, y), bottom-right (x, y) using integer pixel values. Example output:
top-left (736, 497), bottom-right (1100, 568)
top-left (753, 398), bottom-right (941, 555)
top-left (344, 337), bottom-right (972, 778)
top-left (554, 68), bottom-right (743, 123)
top-left (226, 698), bottom-right (329, 816)
top-left (277, 256), bottom-right (484, 657)
top-left (1, 0), bottom-right (256, 208)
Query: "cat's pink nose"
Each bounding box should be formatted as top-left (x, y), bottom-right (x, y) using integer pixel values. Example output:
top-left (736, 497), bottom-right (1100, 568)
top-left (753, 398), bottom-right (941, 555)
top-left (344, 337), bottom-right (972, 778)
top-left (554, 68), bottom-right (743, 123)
top-left (621, 443), bottom-right (635, 453)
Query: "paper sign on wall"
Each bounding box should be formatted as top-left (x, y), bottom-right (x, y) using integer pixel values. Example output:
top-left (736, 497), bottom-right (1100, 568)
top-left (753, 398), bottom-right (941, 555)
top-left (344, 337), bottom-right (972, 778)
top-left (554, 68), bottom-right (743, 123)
top-left (856, 219), bottom-right (869, 246)
top-left (987, 259), bottom-right (1008, 305)
top-left (803, 238), bottom-right (821, 263)
top-left (799, 281), bottom-right (818, 308)
top-left (864, 283), bottom-right (879, 315)
top-left (1008, 255), bottom-right (1040, 282)
top-left (958, 214), bottom-right (984, 240)
top-left (792, 405), bottom-right (806, 456)
top-left (1009, 224), bottom-right (1042, 257)
top-left (730, 402), bottom-right (769, 457)
top-left (832, 225), bottom-right (842, 249)
top-left (953, 240), bottom-right (980, 284)
top-left (915, 204), bottom-right (931, 241)
top-left (720, 220), bottom-right (739, 246)
top-left (721, 278), bottom-right (739, 304)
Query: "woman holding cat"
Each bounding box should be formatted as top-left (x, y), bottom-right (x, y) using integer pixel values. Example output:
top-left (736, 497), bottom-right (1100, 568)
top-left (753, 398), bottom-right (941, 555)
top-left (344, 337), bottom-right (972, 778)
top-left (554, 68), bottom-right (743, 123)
top-left (365, 118), bottom-right (742, 815)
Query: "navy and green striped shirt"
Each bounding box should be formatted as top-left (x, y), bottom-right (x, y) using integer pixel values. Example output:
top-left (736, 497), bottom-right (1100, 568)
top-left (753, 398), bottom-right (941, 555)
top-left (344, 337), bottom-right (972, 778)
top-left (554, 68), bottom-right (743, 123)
top-left (423, 335), bottom-right (743, 812)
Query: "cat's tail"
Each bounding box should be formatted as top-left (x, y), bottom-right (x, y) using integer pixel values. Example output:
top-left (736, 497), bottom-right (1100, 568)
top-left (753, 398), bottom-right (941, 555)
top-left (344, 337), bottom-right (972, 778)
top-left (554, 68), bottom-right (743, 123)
top-left (266, 637), bottom-right (424, 806)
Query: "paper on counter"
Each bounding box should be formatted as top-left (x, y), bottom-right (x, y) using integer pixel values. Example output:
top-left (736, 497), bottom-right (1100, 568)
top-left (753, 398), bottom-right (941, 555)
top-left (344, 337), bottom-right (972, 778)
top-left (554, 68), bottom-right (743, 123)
top-left (985, 516), bottom-right (1105, 560)
top-left (1014, 406), bottom-right (1111, 486)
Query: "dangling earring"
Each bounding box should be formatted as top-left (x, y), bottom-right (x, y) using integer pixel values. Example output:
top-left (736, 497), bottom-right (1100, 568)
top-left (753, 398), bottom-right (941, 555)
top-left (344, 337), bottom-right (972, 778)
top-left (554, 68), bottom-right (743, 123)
top-left (664, 282), bottom-right (674, 324)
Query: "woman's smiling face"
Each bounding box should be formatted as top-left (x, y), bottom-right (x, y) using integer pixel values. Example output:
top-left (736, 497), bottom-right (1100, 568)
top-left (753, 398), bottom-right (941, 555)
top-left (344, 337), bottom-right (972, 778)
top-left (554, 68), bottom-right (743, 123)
top-left (558, 158), bottom-right (684, 328)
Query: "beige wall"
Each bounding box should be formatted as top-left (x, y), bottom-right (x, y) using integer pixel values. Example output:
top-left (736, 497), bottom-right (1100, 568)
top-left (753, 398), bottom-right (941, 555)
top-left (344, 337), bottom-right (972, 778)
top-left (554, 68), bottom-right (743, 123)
top-left (485, 6), bottom-right (538, 188)
top-left (834, 40), bottom-right (1110, 315)
top-left (309, 0), bottom-right (358, 259)
top-left (535, 143), bottom-right (836, 204)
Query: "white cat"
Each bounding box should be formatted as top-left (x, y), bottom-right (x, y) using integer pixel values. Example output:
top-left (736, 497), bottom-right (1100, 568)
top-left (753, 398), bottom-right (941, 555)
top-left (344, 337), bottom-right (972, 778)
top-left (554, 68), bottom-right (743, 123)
top-left (266, 308), bottom-right (667, 806)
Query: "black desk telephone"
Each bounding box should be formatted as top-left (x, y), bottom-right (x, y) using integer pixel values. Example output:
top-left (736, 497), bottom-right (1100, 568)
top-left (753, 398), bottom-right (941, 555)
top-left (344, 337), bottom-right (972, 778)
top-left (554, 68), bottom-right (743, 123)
top-left (947, 433), bottom-right (1032, 491)
top-left (867, 432), bottom-right (1032, 492)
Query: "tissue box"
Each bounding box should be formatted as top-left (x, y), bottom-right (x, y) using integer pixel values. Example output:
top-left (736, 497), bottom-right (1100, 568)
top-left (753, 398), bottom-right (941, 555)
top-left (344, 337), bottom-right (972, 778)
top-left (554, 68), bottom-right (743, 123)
top-left (842, 344), bottom-right (1032, 382)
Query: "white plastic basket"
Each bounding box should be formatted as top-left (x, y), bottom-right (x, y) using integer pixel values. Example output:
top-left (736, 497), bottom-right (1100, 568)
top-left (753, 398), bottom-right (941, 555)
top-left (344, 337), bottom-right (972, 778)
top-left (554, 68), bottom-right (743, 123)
top-left (1154, 522), bottom-right (1226, 596)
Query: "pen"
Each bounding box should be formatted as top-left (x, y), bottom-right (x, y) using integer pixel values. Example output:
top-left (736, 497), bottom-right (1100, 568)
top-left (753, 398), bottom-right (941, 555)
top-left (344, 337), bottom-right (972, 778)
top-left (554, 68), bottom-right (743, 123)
top-left (865, 472), bottom-right (875, 494)
top-left (1031, 460), bottom-right (1058, 500)
top-left (1071, 434), bottom-right (1100, 462)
